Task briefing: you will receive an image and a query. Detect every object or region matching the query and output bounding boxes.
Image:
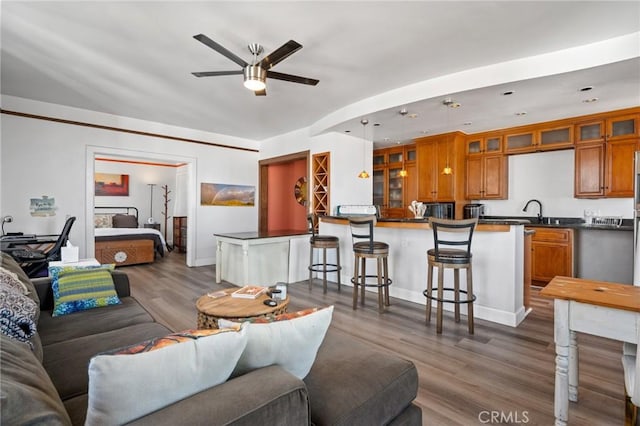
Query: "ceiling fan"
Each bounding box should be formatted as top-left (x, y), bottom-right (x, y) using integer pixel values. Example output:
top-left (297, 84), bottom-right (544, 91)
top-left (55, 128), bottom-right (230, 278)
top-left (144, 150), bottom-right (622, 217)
top-left (191, 34), bottom-right (319, 96)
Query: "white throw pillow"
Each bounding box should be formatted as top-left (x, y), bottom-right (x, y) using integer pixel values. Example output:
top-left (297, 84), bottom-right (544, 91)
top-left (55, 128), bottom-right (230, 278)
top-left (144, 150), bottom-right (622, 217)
top-left (85, 326), bottom-right (248, 425)
top-left (219, 305), bottom-right (333, 379)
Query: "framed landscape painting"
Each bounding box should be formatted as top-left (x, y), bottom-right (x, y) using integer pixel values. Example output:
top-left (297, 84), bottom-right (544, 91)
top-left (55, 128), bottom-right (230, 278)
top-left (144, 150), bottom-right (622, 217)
top-left (95, 173), bottom-right (130, 196)
top-left (201, 183), bottom-right (255, 206)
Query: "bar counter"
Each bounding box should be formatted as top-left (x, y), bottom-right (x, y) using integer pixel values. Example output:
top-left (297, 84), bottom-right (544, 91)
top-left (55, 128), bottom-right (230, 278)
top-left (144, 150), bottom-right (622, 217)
top-left (319, 216), bottom-right (528, 327)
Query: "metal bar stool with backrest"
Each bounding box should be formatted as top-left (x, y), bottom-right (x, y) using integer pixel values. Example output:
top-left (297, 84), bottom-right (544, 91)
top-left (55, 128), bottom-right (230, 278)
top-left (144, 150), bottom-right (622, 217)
top-left (307, 214), bottom-right (341, 293)
top-left (349, 215), bottom-right (391, 312)
top-left (424, 217), bottom-right (477, 334)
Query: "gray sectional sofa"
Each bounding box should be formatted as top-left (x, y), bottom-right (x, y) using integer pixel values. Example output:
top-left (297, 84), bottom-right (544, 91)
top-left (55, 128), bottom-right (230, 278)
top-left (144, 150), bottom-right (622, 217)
top-left (1, 252), bottom-right (421, 425)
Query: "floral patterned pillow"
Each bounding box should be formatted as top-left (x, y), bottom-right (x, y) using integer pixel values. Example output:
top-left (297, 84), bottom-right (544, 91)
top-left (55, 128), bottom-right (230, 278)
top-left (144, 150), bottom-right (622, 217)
top-left (94, 214), bottom-right (112, 228)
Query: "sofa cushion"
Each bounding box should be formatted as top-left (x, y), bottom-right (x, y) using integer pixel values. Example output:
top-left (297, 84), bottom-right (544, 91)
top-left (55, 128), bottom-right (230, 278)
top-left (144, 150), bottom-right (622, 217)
top-left (1, 252), bottom-right (40, 306)
top-left (0, 284), bottom-right (38, 343)
top-left (128, 365), bottom-right (310, 426)
top-left (304, 328), bottom-right (419, 426)
top-left (86, 326), bottom-right (248, 425)
top-left (49, 264), bottom-right (120, 316)
top-left (43, 322), bottom-right (171, 400)
top-left (38, 297), bottom-right (155, 346)
top-left (219, 305), bottom-right (333, 379)
top-left (0, 334), bottom-right (71, 426)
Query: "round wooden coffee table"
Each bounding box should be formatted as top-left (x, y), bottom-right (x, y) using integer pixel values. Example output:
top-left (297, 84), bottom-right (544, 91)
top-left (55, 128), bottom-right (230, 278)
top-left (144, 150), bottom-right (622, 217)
top-left (196, 288), bottom-right (290, 329)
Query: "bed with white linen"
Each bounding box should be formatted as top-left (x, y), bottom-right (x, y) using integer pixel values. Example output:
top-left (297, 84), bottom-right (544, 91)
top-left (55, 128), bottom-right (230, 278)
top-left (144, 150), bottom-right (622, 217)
top-left (94, 207), bottom-right (166, 266)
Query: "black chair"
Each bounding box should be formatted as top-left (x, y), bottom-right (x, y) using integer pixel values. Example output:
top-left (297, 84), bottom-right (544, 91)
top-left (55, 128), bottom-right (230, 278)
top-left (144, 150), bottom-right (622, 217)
top-left (12, 216), bottom-right (76, 278)
top-left (349, 215), bottom-right (391, 312)
top-left (424, 217), bottom-right (477, 334)
top-left (307, 214), bottom-right (341, 293)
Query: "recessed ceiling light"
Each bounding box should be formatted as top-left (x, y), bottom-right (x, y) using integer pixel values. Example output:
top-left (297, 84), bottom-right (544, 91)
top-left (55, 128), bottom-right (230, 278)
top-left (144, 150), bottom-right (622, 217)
top-left (464, 122), bottom-right (472, 126)
top-left (420, 130), bottom-right (429, 134)
top-left (515, 111), bottom-right (527, 116)
top-left (345, 130), bottom-right (351, 133)
top-left (579, 86), bottom-right (594, 92)
top-left (582, 97), bottom-right (599, 103)
top-left (502, 91), bottom-right (514, 96)
top-left (408, 113), bottom-right (418, 119)
top-left (383, 137), bottom-right (390, 141)
top-left (374, 123), bottom-right (381, 126)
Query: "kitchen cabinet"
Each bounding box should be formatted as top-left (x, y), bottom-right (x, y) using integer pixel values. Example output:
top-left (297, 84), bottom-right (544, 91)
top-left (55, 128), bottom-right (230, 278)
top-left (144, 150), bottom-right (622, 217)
top-left (466, 135), bottom-right (502, 156)
top-left (415, 132), bottom-right (466, 218)
top-left (372, 144), bottom-right (415, 218)
top-left (575, 112), bottom-right (639, 198)
top-left (466, 154), bottom-right (508, 200)
top-left (465, 133), bottom-right (507, 200)
top-left (504, 125), bottom-right (573, 154)
top-left (526, 227), bottom-right (574, 286)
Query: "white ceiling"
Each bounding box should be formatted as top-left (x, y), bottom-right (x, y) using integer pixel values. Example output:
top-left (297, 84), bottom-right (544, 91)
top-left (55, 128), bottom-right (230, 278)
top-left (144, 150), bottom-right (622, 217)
top-left (2, 1), bottom-right (639, 149)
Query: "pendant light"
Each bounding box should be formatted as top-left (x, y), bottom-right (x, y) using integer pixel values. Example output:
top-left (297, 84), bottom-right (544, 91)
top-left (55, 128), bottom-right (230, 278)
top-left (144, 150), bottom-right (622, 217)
top-left (398, 108), bottom-right (409, 177)
top-left (441, 98), bottom-right (458, 175)
top-left (357, 118), bottom-right (370, 179)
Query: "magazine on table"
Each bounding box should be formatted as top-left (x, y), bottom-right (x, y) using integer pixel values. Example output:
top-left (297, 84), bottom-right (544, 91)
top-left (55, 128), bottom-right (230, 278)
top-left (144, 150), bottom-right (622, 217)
top-left (231, 285), bottom-right (267, 299)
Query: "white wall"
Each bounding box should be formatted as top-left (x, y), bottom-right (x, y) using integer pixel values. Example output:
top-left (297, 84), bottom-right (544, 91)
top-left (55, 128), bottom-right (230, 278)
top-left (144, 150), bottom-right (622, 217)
top-left (480, 149), bottom-right (634, 219)
top-left (1, 96), bottom-right (259, 266)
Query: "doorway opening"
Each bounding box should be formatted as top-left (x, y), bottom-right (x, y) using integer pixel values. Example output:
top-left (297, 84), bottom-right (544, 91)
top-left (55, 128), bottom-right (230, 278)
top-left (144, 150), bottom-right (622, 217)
top-left (259, 151), bottom-right (309, 233)
top-left (85, 146), bottom-right (197, 266)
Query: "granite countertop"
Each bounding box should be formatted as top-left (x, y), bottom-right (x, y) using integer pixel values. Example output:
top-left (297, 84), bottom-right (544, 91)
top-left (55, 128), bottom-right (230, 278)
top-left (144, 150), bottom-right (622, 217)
top-left (480, 216), bottom-right (633, 231)
top-left (324, 215), bottom-right (633, 231)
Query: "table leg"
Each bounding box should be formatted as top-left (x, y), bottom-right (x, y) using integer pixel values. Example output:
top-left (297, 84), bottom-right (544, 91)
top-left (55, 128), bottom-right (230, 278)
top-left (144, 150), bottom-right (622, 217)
top-left (554, 300), bottom-right (570, 426)
top-left (216, 240), bottom-right (222, 283)
top-left (569, 331), bottom-right (578, 402)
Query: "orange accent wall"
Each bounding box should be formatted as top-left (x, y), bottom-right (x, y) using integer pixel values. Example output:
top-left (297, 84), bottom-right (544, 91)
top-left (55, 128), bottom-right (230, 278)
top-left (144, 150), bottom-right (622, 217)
top-left (267, 159), bottom-right (307, 231)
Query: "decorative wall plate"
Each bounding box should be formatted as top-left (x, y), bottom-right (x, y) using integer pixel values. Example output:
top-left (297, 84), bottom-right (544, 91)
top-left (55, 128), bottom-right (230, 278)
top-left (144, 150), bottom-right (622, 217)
top-left (294, 177), bottom-right (307, 206)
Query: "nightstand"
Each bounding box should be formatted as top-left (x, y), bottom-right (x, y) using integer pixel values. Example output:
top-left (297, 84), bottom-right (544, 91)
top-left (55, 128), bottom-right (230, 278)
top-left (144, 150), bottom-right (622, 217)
top-left (144, 223), bottom-right (161, 231)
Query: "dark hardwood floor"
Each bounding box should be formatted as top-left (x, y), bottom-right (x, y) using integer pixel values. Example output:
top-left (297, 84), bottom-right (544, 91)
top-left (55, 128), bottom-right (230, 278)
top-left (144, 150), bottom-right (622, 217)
top-left (124, 251), bottom-right (625, 425)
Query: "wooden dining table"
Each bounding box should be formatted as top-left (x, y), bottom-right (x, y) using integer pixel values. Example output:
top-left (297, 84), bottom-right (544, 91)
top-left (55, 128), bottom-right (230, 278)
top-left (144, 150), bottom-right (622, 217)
top-left (540, 276), bottom-right (640, 425)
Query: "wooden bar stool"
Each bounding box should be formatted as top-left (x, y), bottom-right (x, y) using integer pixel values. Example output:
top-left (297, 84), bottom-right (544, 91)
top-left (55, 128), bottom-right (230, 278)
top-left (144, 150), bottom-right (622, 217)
top-left (349, 216), bottom-right (391, 312)
top-left (307, 214), bottom-right (341, 293)
top-left (424, 217), bottom-right (477, 334)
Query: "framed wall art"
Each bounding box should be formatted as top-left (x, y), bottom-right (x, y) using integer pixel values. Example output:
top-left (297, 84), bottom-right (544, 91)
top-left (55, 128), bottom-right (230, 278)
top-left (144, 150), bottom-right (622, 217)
top-left (95, 173), bottom-right (130, 196)
top-left (201, 183), bottom-right (255, 206)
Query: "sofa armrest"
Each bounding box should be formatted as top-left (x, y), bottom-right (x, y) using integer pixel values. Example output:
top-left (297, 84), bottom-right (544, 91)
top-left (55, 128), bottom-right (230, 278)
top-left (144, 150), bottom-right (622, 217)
top-left (32, 271), bottom-right (131, 310)
top-left (128, 365), bottom-right (310, 426)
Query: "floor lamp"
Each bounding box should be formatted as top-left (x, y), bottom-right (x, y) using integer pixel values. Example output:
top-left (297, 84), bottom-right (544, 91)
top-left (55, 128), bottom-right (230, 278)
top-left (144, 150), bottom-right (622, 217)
top-left (147, 184), bottom-right (156, 224)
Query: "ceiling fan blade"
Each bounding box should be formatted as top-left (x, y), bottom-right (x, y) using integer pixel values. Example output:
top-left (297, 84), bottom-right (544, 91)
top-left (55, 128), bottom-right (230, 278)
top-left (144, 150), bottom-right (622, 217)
top-left (254, 89), bottom-right (267, 96)
top-left (192, 70), bottom-right (243, 77)
top-left (267, 70), bottom-right (319, 86)
top-left (260, 40), bottom-right (302, 70)
top-left (193, 34), bottom-right (248, 68)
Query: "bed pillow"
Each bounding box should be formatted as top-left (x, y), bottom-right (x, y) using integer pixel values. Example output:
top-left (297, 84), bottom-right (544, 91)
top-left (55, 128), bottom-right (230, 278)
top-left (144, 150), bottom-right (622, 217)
top-left (49, 264), bottom-right (120, 317)
top-left (86, 326), bottom-right (248, 425)
top-left (93, 214), bottom-right (112, 228)
top-left (112, 214), bottom-right (138, 228)
top-left (218, 305), bottom-right (333, 379)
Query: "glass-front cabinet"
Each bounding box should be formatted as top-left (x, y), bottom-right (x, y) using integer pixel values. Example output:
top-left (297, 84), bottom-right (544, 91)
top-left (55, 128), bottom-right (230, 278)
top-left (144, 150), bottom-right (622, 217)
top-left (372, 144), bottom-right (416, 218)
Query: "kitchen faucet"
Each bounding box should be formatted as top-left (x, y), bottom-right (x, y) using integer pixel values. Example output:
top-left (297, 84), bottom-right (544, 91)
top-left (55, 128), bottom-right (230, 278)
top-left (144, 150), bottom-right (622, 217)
top-left (522, 199), bottom-right (543, 223)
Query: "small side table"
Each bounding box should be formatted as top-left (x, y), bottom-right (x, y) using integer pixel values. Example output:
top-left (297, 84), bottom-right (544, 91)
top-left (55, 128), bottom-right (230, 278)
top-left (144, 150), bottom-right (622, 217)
top-left (196, 288), bottom-right (289, 329)
top-left (144, 223), bottom-right (161, 231)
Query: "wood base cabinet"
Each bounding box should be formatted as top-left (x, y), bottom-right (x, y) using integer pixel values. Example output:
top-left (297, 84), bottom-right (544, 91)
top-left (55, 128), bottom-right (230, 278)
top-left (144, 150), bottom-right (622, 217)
top-left (527, 227), bottom-right (574, 286)
top-left (173, 216), bottom-right (187, 253)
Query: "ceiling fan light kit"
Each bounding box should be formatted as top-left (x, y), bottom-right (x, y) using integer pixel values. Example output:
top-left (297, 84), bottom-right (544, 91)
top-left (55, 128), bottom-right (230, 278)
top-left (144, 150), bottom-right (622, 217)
top-left (243, 65), bottom-right (266, 91)
top-left (192, 34), bottom-right (318, 96)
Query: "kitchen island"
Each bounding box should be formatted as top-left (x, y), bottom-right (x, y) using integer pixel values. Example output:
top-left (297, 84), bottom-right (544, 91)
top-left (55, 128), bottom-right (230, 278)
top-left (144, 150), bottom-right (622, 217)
top-left (215, 230), bottom-right (310, 286)
top-left (319, 216), bottom-right (529, 327)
